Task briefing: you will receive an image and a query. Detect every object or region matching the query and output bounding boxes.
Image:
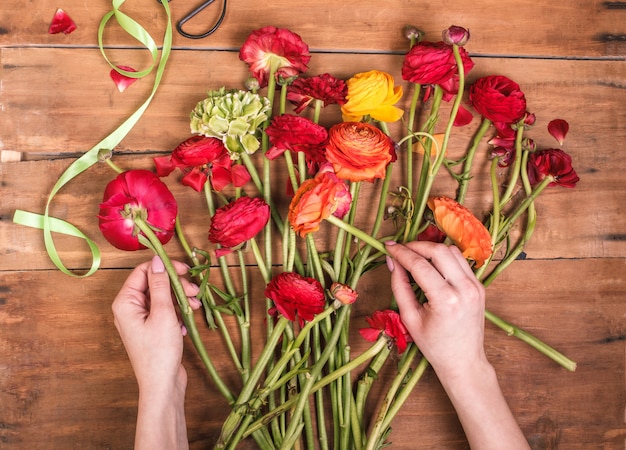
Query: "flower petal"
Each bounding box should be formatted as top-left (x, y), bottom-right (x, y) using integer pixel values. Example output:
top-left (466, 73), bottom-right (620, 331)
top-left (48, 9), bottom-right (77, 35)
top-left (110, 66), bottom-right (139, 93)
top-left (547, 119), bottom-right (569, 145)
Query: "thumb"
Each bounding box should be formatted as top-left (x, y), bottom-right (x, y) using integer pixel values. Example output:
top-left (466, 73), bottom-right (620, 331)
top-left (147, 256), bottom-right (176, 316)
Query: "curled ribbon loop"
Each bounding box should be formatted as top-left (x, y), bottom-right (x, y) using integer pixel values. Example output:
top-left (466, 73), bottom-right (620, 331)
top-left (13, 0), bottom-right (173, 277)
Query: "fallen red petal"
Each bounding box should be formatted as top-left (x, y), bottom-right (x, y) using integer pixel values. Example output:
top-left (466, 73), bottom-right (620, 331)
top-left (110, 66), bottom-right (138, 92)
top-left (48, 9), bottom-right (77, 35)
top-left (547, 118), bottom-right (569, 145)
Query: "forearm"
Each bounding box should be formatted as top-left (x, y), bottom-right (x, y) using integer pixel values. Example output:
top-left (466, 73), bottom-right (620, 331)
top-left (135, 383), bottom-right (189, 450)
top-left (436, 361), bottom-right (530, 450)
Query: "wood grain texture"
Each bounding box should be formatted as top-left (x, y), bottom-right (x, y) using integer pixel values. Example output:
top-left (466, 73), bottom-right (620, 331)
top-left (1, 0), bottom-right (625, 448)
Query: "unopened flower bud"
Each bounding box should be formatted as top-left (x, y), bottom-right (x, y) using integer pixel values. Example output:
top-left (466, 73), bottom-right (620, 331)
top-left (330, 282), bottom-right (358, 306)
top-left (442, 25), bottom-right (470, 46)
top-left (403, 25), bottom-right (424, 42)
top-left (524, 112), bottom-right (536, 126)
top-left (523, 137), bottom-right (536, 151)
top-left (245, 77), bottom-right (260, 92)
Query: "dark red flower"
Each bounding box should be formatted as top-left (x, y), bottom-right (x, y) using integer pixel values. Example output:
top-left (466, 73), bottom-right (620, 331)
top-left (98, 170), bottom-right (177, 251)
top-left (154, 136), bottom-right (250, 192)
top-left (48, 8), bottom-right (77, 35)
top-left (527, 148), bottom-right (579, 188)
top-left (264, 272), bottom-right (326, 325)
top-left (265, 114), bottom-right (329, 173)
top-left (239, 26), bottom-right (311, 88)
top-left (469, 75), bottom-right (527, 124)
top-left (402, 41), bottom-right (474, 86)
top-left (208, 196), bottom-right (270, 256)
top-left (287, 73), bottom-right (347, 114)
top-left (359, 310), bottom-right (411, 353)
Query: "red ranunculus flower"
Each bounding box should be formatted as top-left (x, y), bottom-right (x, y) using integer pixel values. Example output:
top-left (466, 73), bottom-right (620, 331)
top-left (287, 73), bottom-right (347, 114)
top-left (325, 122), bottom-right (396, 182)
top-left (402, 41), bottom-right (474, 86)
top-left (239, 26), bottom-right (311, 88)
top-left (264, 272), bottom-right (326, 325)
top-left (265, 114), bottom-right (329, 174)
top-left (98, 170), bottom-right (178, 251)
top-left (154, 136), bottom-right (250, 192)
top-left (469, 75), bottom-right (527, 124)
top-left (208, 196), bottom-right (270, 256)
top-left (288, 164), bottom-right (352, 237)
top-left (359, 310), bottom-right (411, 354)
top-left (527, 148), bottom-right (579, 188)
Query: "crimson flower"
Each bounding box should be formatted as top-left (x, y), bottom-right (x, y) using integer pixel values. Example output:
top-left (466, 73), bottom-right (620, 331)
top-left (402, 41), bottom-right (474, 86)
top-left (48, 8), bottom-right (77, 35)
top-left (265, 114), bottom-right (328, 173)
top-left (287, 73), bottom-right (347, 114)
top-left (469, 75), bottom-right (527, 124)
top-left (208, 196), bottom-right (270, 256)
top-left (98, 170), bottom-right (178, 251)
top-left (527, 148), bottom-right (579, 188)
top-left (359, 310), bottom-right (411, 353)
top-left (264, 272), bottom-right (325, 325)
top-left (154, 136), bottom-right (250, 192)
top-left (239, 26), bottom-right (311, 88)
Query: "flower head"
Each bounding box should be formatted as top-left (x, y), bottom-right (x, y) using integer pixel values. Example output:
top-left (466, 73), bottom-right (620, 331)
top-left (427, 196), bottom-right (493, 268)
top-left (208, 196), bottom-right (270, 256)
top-left (265, 272), bottom-right (325, 325)
top-left (98, 170), bottom-right (177, 251)
top-left (48, 8), bottom-right (77, 34)
top-left (359, 310), bottom-right (411, 353)
top-left (329, 282), bottom-right (358, 306)
top-left (239, 26), bottom-right (311, 88)
top-left (469, 75), bottom-right (527, 124)
top-left (442, 25), bottom-right (470, 46)
top-left (190, 88), bottom-right (271, 159)
top-left (402, 41), bottom-right (474, 86)
top-left (527, 148), bottom-right (579, 188)
top-left (288, 164), bottom-right (352, 237)
top-left (325, 122), bottom-right (396, 182)
top-left (287, 73), bottom-right (348, 114)
top-left (341, 70), bottom-right (404, 123)
top-left (265, 114), bottom-right (329, 173)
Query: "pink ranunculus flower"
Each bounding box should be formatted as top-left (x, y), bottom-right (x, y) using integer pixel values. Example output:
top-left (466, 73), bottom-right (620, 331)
top-left (239, 26), bottom-right (311, 88)
top-left (98, 170), bottom-right (178, 251)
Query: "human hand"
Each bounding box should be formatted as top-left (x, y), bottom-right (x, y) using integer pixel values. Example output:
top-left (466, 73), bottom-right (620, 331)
top-left (385, 241), bottom-right (487, 378)
top-left (112, 256), bottom-right (201, 393)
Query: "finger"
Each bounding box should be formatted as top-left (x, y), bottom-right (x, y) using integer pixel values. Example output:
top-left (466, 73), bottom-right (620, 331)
top-left (386, 242), bottom-right (451, 297)
top-left (403, 241), bottom-right (475, 288)
top-left (146, 256), bottom-right (177, 318)
top-left (388, 258), bottom-right (423, 331)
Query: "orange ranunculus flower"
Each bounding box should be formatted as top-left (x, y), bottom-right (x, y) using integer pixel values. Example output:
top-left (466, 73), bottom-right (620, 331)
top-left (341, 70), bottom-right (404, 123)
top-left (427, 196), bottom-right (492, 268)
top-left (288, 164), bottom-right (352, 237)
top-left (325, 122), bottom-right (396, 182)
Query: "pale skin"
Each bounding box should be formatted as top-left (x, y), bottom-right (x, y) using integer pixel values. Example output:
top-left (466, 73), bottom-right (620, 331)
top-left (112, 243), bottom-right (529, 449)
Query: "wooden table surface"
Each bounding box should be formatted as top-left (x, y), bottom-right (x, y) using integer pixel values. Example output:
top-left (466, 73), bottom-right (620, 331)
top-left (1, 0), bottom-right (625, 448)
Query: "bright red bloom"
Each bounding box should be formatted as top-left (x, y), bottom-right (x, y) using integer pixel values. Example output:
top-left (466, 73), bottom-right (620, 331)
top-left (98, 170), bottom-right (177, 251)
top-left (325, 122), bottom-right (396, 182)
top-left (402, 41), bottom-right (474, 86)
top-left (547, 119), bottom-right (569, 145)
top-left (239, 26), bottom-right (311, 88)
top-left (265, 114), bottom-right (329, 174)
top-left (110, 66), bottom-right (138, 93)
top-left (288, 164), bottom-right (352, 237)
top-left (154, 136), bottom-right (250, 192)
top-left (264, 272), bottom-right (326, 325)
top-left (527, 148), bottom-right (579, 188)
top-left (469, 75), bottom-right (527, 124)
top-left (359, 310), bottom-right (411, 354)
top-left (287, 73), bottom-right (347, 114)
top-left (48, 8), bottom-right (77, 34)
top-left (208, 196), bottom-right (270, 256)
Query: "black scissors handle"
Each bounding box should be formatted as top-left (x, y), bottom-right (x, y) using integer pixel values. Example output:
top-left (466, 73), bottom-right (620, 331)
top-left (176, 0), bottom-right (227, 39)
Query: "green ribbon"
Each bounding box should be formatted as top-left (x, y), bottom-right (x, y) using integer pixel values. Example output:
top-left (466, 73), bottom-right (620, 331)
top-left (12, 0), bottom-right (173, 277)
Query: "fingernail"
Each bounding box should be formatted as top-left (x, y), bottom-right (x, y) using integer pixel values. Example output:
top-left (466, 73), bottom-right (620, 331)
top-left (385, 240), bottom-right (397, 246)
top-left (385, 255), bottom-right (395, 272)
top-left (151, 256), bottom-right (165, 274)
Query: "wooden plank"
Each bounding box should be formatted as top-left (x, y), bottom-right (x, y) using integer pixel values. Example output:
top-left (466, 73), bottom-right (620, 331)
top-left (0, 258), bottom-right (623, 448)
top-left (1, 0), bottom-right (625, 57)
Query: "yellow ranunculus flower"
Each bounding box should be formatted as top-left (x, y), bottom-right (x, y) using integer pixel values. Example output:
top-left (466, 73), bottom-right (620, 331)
top-left (341, 70), bottom-right (404, 123)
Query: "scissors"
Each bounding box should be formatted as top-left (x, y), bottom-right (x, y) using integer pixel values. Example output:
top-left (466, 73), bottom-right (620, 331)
top-left (160, 0), bottom-right (228, 39)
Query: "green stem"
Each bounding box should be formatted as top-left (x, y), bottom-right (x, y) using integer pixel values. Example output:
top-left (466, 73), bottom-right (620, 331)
top-left (326, 215), bottom-right (387, 256)
top-left (498, 122), bottom-right (525, 208)
top-left (456, 118), bottom-right (491, 205)
top-left (405, 83), bottom-right (422, 194)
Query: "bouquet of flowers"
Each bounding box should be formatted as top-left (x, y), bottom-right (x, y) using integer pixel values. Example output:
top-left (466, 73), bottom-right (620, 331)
top-left (17, 9), bottom-right (579, 449)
